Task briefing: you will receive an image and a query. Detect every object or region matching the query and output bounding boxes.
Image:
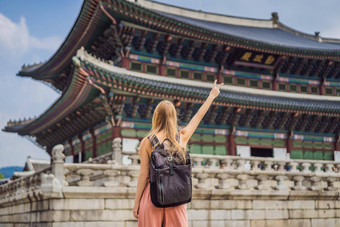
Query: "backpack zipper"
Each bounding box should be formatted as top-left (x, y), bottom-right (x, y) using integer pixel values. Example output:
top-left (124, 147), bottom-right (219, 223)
top-left (157, 168), bottom-right (164, 204)
top-left (168, 156), bottom-right (174, 175)
top-left (160, 176), bottom-right (164, 204)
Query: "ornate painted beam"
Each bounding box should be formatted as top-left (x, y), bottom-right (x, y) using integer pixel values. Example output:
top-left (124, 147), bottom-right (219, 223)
top-left (219, 107), bottom-right (230, 125)
top-left (145, 33), bottom-right (160, 53)
top-left (193, 42), bottom-right (207, 62)
top-left (180, 40), bottom-right (195, 59)
top-left (183, 103), bottom-right (194, 123)
top-left (284, 57), bottom-right (297, 74)
top-left (300, 115), bottom-right (313, 132)
top-left (317, 116), bottom-right (330, 133)
top-left (169, 38), bottom-right (183, 58)
top-left (136, 30), bottom-right (147, 50)
top-left (295, 58), bottom-right (307, 75)
top-left (207, 105), bottom-right (218, 125)
top-left (308, 115), bottom-right (321, 132)
top-left (203, 45), bottom-right (218, 62)
top-left (276, 112), bottom-right (288, 130)
top-left (252, 110), bottom-right (266, 128)
top-left (288, 113), bottom-right (300, 131)
top-left (242, 109), bottom-right (254, 128)
top-left (144, 99), bottom-right (154, 119)
top-left (130, 97), bottom-right (140, 118)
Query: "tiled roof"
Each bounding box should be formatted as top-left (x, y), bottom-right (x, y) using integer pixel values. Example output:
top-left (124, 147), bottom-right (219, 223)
top-left (158, 12), bottom-right (340, 51)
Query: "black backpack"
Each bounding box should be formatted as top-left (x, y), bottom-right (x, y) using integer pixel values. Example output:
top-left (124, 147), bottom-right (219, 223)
top-left (148, 134), bottom-right (192, 208)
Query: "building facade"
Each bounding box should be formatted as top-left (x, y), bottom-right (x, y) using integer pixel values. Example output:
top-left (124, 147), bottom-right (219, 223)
top-left (4, 0), bottom-right (340, 163)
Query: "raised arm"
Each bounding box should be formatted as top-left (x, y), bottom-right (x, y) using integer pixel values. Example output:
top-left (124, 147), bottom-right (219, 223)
top-left (180, 80), bottom-right (223, 145)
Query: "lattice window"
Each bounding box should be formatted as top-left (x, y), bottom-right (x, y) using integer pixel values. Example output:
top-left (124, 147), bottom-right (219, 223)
top-left (166, 68), bottom-right (176, 77)
top-left (146, 64), bottom-right (157, 74)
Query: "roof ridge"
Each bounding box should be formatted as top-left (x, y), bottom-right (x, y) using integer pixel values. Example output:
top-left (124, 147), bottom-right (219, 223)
top-left (131, 0), bottom-right (274, 28)
top-left (131, 0), bottom-right (340, 43)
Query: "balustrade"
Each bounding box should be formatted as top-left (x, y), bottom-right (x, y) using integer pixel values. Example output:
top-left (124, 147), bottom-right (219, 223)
top-left (1, 139), bottom-right (340, 206)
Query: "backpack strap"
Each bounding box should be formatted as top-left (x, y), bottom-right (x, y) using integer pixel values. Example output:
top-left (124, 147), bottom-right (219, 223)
top-left (175, 133), bottom-right (180, 143)
top-left (148, 134), bottom-right (160, 149)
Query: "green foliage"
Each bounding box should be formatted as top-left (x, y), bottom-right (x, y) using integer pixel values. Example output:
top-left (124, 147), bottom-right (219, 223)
top-left (0, 173), bottom-right (4, 179)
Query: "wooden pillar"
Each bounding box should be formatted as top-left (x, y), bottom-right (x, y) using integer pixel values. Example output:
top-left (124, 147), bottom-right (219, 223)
top-left (90, 129), bottom-right (97, 158)
top-left (113, 126), bottom-right (121, 139)
top-left (228, 127), bottom-right (236, 156)
top-left (121, 57), bottom-right (130, 69)
top-left (334, 134), bottom-right (339, 151)
top-left (68, 139), bottom-right (75, 163)
top-left (272, 72), bottom-right (278, 91)
top-left (78, 134), bottom-right (85, 162)
top-left (319, 78), bottom-right (325, 95)
top-left (217, 66), bottom-right (223, 84)
top-left (159, 56), bottom-right (166, 76)
top-left (286, 131), bottom-right (293, 154)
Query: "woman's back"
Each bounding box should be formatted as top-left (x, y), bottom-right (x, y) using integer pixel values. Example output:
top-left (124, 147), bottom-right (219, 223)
top-left (133, 80), bottom-right (223, 227)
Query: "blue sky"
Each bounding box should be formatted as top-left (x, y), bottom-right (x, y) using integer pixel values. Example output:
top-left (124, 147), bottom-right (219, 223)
top-left (0, 0), bottom-right (339, 168)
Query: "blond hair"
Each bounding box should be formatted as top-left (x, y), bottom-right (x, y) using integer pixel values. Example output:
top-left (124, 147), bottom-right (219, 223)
top-left (148, 100), bottom-right (185, 162)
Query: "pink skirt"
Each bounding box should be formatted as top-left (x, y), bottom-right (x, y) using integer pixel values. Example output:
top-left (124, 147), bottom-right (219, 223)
top-left (138, 182), bottom-right (188, 227)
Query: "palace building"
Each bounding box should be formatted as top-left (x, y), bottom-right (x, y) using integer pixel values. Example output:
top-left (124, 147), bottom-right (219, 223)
top-left (4, 0), bottom-right (340, 163)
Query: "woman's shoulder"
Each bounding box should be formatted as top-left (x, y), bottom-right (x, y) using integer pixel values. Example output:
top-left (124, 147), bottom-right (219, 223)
top-left (140, 137), bottom-right (152, 147)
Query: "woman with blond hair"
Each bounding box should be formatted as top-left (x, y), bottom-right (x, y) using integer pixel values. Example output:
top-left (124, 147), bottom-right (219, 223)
top-left (133, 80), bottom-right (223, 226)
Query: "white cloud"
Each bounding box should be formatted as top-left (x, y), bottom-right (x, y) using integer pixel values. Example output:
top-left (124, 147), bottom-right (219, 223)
top-left (0, 13), bottom-right (62, 59)
top-left (0, 13), bottom-right (61, 168)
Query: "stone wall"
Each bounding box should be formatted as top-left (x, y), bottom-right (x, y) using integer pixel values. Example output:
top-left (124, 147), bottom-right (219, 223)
top-left (1, 189), bottom-right (340, 226)
top-left (1, 141), bottom-right (340, 227)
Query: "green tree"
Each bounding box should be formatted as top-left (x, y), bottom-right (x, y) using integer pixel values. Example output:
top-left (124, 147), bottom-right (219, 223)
top-left (0, 173), bottom-right (4, 179)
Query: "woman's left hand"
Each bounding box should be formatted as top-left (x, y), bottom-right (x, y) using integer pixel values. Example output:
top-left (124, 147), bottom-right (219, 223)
top-left (209, 80), bottom-right (224, 98)
top-left (133, 206), bottom-right (139, 219)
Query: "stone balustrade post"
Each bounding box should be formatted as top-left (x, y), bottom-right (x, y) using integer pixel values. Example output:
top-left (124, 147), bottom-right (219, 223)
top-left (215, 173), bottom-right (232, 189)
top-left (289, 161), bottom-right (299, 173)
top-left (274, 175), bottom-right (288, 190)
top-left (252, 160), bottom-right (261, 171)
top-left (313, 163), bottom-right (323, 174)
top-left (309, 176), bottom-right (322, 191)
top-left (194, 172), bottom-right (210, 189)
top-left (129, 154), bottom-right (140, 166)
top-left (52, 144), bottom-right (66, 186)
top-left (256, 175), bottom-right (272, 190)
top-left (128, 170), bottom-right (139, 187)
top-left (277, 161), bottom-right (286, 172)
top-left (193, 157), bottom-right (204, 168)
top-left (336, 164), bottom-right (340, 172)
top-left (112, 137), bottom-right (122, 165)
top-left (325, 177), bottom-right (338, 191)
top-left (103, 170), bottom-right (120, 187)
top-left (237, 159), bottom-right (247, 171)
top-left (76, 169), bottom-right (95, 186)
top-left (209, 158), bottom-right (219, 169)
top-left (236, 174), bottom-right (249, 190)
top-left (325, 163), bottom-right (334, 174)
top-left (222, 158), bottom-right (233, 170)
top-left (292, 175), bottom-right (306, 190)
top-left (301, 163), bottom-right (312, 174)
top-left (265, 161), bottom-right (273, 171)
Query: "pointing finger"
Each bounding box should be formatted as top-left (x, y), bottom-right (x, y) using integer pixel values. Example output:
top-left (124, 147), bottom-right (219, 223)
top-left (217, 83), bottom-right (224, 89)
top-left (214, 80), bottom-right (217, 87)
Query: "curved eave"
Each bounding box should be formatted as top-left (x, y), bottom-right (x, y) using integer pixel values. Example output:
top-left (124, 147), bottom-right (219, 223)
top-left (116, 0), bottom-right (340, 58)
top-left (18, 0), bottom-right (340, 82)
top-left (6, 66), bottom-right (98, 136)
top-left (3, 123), bottom-right (30, 133)
top-left (18, 0), bottom-right (102, 80)
top-left (77, 48), bottom-right (340, 116)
